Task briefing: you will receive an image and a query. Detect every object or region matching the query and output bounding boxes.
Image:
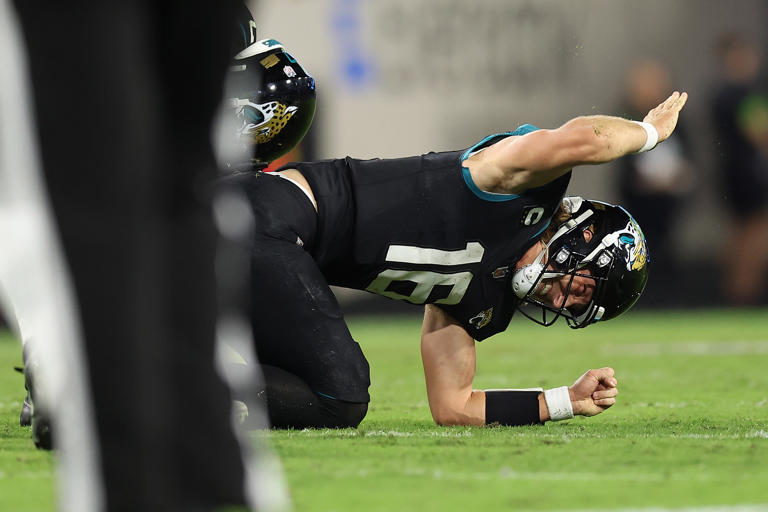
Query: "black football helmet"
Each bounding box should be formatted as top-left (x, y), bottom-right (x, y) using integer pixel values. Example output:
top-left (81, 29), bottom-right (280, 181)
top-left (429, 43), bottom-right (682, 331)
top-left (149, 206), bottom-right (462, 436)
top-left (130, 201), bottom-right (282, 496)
top-left (231, 3), bottom-right (257, 55)
top-left (511, 197), bottom-right (649, 328)
top-left (223, 38), bottom-right (316, 167)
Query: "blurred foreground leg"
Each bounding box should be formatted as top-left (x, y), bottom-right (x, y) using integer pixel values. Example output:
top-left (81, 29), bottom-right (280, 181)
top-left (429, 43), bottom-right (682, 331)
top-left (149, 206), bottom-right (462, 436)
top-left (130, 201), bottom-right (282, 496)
top-left (3, 1), bottom-right (285, 509)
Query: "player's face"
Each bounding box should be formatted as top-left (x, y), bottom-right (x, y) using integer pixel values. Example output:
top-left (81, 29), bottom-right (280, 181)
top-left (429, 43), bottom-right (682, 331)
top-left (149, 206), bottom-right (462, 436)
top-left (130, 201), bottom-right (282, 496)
top-left (532, 227), bottom-right (596, 313)
top-left (534, 270), bottom-right (596, 314)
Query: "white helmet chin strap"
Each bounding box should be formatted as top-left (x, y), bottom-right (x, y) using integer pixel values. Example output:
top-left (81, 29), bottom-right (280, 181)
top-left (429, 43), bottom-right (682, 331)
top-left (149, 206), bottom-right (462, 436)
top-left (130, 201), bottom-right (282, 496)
top-left (511, 246), bottom-right (555, 299)
top-left (572, 302), bottom-right (605, 325)
top-left (511, 209), bottom-right (594, 300)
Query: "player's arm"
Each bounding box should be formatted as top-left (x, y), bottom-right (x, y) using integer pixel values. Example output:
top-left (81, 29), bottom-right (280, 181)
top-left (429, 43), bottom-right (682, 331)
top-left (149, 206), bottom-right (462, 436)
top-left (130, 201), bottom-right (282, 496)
top-left (466, 91), bottom-right (688, 195)
top-left (421, 305), bottom-right (620, 426)
top-left (421, 304), bottom-right (486, 426)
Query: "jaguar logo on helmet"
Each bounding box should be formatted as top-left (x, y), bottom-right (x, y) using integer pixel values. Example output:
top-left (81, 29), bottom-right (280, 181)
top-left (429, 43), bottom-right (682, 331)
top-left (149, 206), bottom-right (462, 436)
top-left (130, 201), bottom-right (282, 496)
top-left (233, 99), bottom-right (299, 144)
top-left (221, 38), bottom-right (317, 167)
top-left (612, 219), bottom-right (648, 272)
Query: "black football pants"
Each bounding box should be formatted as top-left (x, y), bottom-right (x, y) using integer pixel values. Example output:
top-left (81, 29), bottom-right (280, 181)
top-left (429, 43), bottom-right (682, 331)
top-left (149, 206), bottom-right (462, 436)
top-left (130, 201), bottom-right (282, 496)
top-left (224, 172), bottom-right (371, 429)
top-left (11, 2), bottom-right (254, 510)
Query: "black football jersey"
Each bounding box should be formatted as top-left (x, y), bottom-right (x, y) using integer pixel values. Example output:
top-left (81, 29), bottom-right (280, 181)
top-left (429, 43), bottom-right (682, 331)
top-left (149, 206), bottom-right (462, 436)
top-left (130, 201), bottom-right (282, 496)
top-left (285, 126), bottom-right (571, 340)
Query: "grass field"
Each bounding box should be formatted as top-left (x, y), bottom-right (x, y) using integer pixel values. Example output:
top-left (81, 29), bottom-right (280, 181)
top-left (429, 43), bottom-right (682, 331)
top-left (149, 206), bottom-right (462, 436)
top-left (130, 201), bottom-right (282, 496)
top-left (2, 309), bottom-right (768, 511)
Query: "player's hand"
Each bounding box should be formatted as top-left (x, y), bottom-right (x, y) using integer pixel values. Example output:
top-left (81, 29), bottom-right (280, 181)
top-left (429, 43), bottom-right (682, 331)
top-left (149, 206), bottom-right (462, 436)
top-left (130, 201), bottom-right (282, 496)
top-left (568, 367), bottom-right (618, 417)
top-left (643, 91), bottom-right (688, 144)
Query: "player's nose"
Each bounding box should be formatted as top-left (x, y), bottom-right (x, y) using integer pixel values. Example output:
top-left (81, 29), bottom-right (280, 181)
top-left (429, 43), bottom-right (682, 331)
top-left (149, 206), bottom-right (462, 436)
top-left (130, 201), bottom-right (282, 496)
top-left (561, 275), bottom-right (583, 296)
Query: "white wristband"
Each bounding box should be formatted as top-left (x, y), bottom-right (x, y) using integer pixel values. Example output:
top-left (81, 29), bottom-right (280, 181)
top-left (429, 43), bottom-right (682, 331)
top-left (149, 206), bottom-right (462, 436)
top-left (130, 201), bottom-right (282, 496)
top-left (544, 386), bottom-right (574, 421)
top-left (632, 121), bottom-right (659, 153)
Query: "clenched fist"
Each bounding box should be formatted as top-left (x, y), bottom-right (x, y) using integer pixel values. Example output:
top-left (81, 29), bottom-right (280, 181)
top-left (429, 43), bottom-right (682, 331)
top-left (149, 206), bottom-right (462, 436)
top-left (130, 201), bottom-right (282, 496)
top-left (569, 367), bottom-right (619, 417)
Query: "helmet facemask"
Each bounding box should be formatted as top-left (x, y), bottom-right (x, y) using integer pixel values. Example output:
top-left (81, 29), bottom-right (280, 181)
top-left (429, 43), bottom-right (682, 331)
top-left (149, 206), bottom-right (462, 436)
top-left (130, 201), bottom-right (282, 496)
top-left (512, 197), bottom-right (649, 329)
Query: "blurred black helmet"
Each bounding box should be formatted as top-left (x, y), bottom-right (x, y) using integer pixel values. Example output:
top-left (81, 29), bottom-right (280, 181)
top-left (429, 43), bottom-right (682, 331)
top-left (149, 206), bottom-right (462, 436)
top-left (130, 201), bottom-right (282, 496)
top-left (224, 39), bottom-right (316, 166)
top-left (231, 3), bottom-right (257, 54)
top-left (511, 197), bottom-right (649, 328)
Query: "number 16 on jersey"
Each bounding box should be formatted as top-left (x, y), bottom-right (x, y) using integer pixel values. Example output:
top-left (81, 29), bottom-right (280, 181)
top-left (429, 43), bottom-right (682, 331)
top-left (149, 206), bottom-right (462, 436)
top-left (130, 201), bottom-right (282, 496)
top-left (365, 242), bottom-right (485, 305)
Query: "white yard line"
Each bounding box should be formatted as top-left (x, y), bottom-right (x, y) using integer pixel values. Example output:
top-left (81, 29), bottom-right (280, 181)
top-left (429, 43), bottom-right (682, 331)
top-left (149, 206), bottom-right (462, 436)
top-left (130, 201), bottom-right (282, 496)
top-left (602, 340), bottom-right (768, 357)
top-left (282, 429), bottom-right (768, 441)
top-left (0, 470), bottom-right (52, 480)
top-left (298, 464), bottom-right (767, 485)
top-left (285, 429), bottom-right (475, 438)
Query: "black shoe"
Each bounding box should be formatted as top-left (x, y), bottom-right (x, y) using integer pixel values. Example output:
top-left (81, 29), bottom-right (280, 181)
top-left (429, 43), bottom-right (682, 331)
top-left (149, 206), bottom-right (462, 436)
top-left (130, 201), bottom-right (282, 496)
top-left (32, 413), bottom-right (53, 450)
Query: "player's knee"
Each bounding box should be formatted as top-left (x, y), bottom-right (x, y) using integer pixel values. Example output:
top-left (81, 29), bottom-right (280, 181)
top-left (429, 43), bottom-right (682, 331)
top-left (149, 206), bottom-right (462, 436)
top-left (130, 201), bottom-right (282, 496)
top-left (317, 395), bottom-right (368, 428)
top-left (342, 401), bottom-right (368, 428)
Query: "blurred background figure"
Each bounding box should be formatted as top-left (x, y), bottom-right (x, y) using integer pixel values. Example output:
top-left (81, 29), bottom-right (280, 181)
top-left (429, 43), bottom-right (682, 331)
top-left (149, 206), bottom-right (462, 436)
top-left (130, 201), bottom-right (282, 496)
top-left (712, 32), bottom-right (768, 305)
top-left (617, 59), bottom-right (695, 303)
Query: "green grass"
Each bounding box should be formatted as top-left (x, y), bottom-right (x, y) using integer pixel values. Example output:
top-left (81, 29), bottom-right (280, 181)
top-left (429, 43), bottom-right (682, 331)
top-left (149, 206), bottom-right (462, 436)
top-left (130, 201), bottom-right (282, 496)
top-left (2, 309), bottom-right (768, 511)
top-left (0, 333), bottom-right (54, 512)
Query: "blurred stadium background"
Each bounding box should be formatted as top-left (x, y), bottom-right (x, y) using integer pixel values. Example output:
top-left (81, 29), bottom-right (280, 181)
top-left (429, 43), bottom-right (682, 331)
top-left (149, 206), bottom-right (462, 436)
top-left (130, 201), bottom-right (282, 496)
top-left (1, 0), bottom-right (766, 330)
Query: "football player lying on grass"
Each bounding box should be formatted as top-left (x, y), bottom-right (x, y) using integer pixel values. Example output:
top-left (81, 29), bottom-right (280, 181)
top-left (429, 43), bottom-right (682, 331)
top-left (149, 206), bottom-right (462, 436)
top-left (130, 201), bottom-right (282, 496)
top-left (223, 91), bottom-right (688, 429)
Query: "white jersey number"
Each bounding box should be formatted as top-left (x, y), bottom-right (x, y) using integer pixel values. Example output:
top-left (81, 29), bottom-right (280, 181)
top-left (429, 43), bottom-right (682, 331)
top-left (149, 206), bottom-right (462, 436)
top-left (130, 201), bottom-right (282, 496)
top-left (365, 242), bottom-right (484, 305)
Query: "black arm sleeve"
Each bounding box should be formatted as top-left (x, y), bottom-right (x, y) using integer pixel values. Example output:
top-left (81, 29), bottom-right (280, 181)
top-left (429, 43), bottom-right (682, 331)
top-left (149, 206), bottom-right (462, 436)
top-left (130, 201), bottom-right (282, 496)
top-left (485, 390), bottom-right (543, 426)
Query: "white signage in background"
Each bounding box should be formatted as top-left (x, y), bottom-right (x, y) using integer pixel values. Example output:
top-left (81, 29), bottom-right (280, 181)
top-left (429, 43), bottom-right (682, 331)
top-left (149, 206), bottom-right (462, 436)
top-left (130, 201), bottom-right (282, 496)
top-left (325, 0), bottom-right (579, 96)
top-left (368, 1), bottom-right (579, 97)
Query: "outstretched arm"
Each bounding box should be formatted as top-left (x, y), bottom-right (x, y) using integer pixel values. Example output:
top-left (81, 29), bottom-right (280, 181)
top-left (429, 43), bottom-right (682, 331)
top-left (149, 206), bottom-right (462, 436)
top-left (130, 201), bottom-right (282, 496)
top-left (421, 305), bottom-right (619, 426)
top-left (465, 91), bottom-right (688, 195)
